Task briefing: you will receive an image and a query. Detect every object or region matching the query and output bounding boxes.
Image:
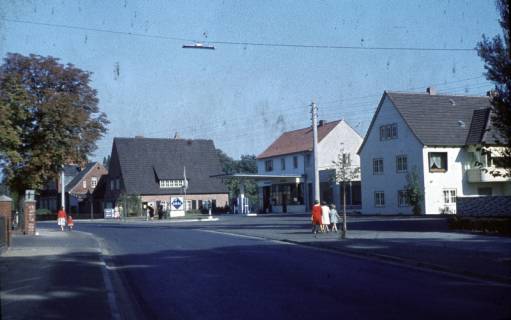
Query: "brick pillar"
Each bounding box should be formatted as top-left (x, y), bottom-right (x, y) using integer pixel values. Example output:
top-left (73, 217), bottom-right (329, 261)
top-left (23, 200), bottom-right (36, 236)
top-left (0, 195), bottom-right (13, 247)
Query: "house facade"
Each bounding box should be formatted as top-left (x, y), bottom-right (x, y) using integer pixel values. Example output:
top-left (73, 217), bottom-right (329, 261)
top-left (66, 162), bottom-right (108, 215)
top-left (358, 90), bottom-right (511, 215)
top-left (256, 119), bottom-right (363, 213)
top-left (103, 137), bottom-right (228, 213)
top-left (37, 163), bottom-right (107, 215)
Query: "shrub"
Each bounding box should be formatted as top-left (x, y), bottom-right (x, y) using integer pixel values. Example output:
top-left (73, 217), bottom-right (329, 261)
top-left (448, 216), bottom-right (511, 235)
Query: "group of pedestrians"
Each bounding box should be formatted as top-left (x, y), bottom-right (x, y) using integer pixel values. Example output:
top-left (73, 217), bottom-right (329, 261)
top-left (57, 206), bottom-right (74, 231)
top-left (311, 200), bottom-right (342, 237)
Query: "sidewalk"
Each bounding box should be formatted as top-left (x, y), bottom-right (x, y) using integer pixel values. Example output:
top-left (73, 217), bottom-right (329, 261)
top-left (0, 228), bottom-right (115, 320)
top-left (208, 215), bottom-right (511, 284)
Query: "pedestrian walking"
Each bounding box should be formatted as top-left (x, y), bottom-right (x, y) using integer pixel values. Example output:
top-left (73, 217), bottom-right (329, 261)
top-left (321, 201), bottom-right (331, 232)
top-left (114, 206), bottom-right (120, 219)
top-left (329, 204), bottom-right (341, 232)
top-left (57, 206), bottom-right (67, 231)
top-left (311, 200), bottom-right (322, 237)
top-left (67, 215), bottom-right (74, 231)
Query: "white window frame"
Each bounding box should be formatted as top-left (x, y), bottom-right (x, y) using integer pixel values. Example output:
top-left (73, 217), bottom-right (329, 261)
top-left (82, 180), bottom-right (87, 188)
top-left (396, 155), bottom-right (408, 173)
top-left (159, 179), bottom-right (186, 189)
top-left (374, 191), bottom-right (385, 207)
top-left (443, 189), bottom-right (457, 204)
top-left (373, 158), bottom-right (384, 175)
top-left (380, 123), bottom-right (398, 140)
top-left (398, 190), bottom-right (410, 207)
top-left (91, 177), bottom-right (98, 188)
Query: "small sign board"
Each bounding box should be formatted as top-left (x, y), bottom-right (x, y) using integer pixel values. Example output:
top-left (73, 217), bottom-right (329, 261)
top-left (104, 208), bottom-right (114, 219)
top-left (170, 197), bottom-right (185, 217)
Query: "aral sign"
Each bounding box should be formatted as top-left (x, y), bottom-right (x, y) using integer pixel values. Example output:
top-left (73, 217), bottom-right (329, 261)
top-left (170, 197), bottom-right (185, 217)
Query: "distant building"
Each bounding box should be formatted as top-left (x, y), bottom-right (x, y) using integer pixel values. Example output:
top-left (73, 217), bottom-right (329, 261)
top-left (358, 89), bottom-right (511, 215)
top-left (38, 162), bottom-right (107, 215)
top-left (103, 137), bottom-right (228, 212)
top-left (256, 119), bottom-right (363, 213)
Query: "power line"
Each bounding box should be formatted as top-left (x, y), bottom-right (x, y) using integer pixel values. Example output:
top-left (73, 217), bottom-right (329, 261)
top-left (4, 18), bottom-right (477, 52)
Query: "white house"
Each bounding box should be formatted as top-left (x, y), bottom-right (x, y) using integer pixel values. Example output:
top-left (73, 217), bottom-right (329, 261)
top-left (256, 119), bottom-right (363, 213)
top-left (358, 89), bottom-right (511, 215)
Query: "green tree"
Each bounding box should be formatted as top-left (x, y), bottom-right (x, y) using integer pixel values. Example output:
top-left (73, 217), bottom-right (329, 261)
top-left (332, 147), bottom-right (360, 239)
top-left (0, 53), bottom-right (109, 199)
top-left (477, 0), bottom-right (511, 176)
top-left (405, 167), bottom-right (423, 216)
top-left (216, 149), bottom-right (258, 209)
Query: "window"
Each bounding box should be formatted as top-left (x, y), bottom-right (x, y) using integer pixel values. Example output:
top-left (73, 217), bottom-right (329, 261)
top-left (115, 179), bottom-right (120, 190)
top-left (398, 190), bottom-right (410, 207)
top-left (305, 154), bottom-right (311, 167)
top-left (342, 153), bottom-right (351, 166)
top-left (281, 158), bottom-right (286, 170)
top-left (374, 191), bottom-right (385, 207)
top-left (429, 152), bottom-right (448, 172)
top-left (373, 158), bottom-right (384, 175)
top-left (443, 189), bottom-right (456, 204)
top-left (110, 180), bottom-right (114, 191)
top-left (396, 155), bottom-right (408, 173)
top-left (265, 160), bottom-right (273, 172)
top-left (380, 123), bottom-right (398, 140)
top-left (293, 156), bottom-right (298, 169)
top-left (159, 180), bottom-right (186, 188)
top-left (82, 180), bottom-right (87, 188)
top-left (491, 156), bottom-right (506, 168)
top-left (91, 177), bottom-right (98, 188)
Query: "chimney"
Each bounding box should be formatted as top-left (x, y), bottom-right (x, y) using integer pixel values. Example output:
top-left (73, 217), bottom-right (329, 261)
top-left (318, 120), bottom-right (325, 126)
top-left (426, 87), bottom-right (436, 95)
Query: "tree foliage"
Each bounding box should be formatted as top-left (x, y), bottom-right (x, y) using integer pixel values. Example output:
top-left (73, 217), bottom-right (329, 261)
top-left (332, 147), bottom-right (360, 239)
top-left (405, 167), bottom-right (423, 216)
top-left (477, 0), bottom-right (511, 175)
top-left (216, 150), bottom-right (258, 206)
top-left (0, 53), bottom-right (109, 195)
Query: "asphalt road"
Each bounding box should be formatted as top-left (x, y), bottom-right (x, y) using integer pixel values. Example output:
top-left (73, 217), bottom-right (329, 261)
top-left (76, 218), bottom-right (511, 320)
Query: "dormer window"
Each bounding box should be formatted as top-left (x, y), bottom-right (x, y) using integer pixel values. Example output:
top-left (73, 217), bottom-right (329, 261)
top-left (160, 179), bottom-right (186, 188)
top-left (380, 124), bottom-right (398, 140)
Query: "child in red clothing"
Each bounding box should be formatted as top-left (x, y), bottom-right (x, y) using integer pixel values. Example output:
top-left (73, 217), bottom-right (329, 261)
top-left (57, 207), bottom-right (67, 231)
top-left (67, 215), bottom-right (74, 231)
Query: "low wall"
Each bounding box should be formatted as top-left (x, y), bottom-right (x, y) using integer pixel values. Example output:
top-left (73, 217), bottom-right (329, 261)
top-left (457, 196), bottom-right (511, 217)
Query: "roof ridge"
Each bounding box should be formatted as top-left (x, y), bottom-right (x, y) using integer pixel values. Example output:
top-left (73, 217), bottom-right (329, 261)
top-left (386, 91), bottom-right (489, 99)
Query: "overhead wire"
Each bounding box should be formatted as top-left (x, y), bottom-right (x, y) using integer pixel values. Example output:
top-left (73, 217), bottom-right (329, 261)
top-left (4, 18), bottom-right (477, 52)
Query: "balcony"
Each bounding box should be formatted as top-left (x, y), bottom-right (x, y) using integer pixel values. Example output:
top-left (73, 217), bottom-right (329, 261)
top-left (466, 168), bottom-right (511, 183)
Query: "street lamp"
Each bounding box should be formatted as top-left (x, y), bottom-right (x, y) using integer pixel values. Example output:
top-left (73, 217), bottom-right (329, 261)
top-left (182, 42), bottom-right (215, 50)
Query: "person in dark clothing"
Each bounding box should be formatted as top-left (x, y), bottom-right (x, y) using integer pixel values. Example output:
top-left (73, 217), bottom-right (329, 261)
top-left (157, 204), bottom-right (164, 220)
top-left (148, 205), bottom-right (155, 220)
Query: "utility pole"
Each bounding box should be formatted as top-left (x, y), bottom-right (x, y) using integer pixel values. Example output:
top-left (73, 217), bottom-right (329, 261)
top-left (311, 102), bottom-right (320, 203)
top-left (61, 166), bottom-right (65, 211)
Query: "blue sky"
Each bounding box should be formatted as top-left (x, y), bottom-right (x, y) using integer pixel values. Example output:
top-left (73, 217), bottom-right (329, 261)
top-left (0, 1), bottom-right (502, 162)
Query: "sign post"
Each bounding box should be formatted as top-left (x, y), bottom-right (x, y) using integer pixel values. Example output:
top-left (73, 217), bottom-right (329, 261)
top-left (170, 197), bottom-right (185, 218)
